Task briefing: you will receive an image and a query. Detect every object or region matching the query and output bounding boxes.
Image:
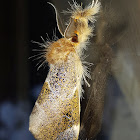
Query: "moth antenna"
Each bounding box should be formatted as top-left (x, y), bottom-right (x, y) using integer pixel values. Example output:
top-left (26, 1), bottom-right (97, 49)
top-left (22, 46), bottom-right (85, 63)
top-left (47, 2), bottom-right (65, 36)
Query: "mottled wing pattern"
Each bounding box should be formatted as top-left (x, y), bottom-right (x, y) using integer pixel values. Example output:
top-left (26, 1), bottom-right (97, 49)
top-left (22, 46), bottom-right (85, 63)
top-left (29, 59), bottom-right (80, 140)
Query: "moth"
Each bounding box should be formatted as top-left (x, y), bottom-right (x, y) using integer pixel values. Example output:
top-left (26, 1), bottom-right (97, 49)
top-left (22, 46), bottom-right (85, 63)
top-left (29, 0), bottom-right (100, 139)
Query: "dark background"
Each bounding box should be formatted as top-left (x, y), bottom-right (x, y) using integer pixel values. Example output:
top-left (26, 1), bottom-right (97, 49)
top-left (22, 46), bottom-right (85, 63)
top-left (1, 0), bottom-right (140, 140)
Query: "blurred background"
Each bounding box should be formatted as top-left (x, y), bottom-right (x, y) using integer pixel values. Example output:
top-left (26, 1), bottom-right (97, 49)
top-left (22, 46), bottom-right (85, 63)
top-left (1, 0), bottom-right (140, 139)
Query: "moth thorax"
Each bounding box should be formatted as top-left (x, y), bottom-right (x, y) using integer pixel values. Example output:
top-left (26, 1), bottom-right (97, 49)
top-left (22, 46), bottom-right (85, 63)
top-left (46, 38), bottom-right (77, 64)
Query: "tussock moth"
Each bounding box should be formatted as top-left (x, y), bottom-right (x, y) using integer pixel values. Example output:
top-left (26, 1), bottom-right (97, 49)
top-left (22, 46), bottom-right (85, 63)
top-left (29, 0), bottom-right (100, 139)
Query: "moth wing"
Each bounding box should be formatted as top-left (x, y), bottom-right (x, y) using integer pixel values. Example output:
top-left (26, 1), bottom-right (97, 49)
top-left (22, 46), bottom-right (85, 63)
top-left (79, 0), bottom-right (140, 139)
top-left (29, 81), bottom-right (80, 140)
top-left (79, 45), bottom-right (111, 139)
top-left (29, 61), bottom-right (80, 140)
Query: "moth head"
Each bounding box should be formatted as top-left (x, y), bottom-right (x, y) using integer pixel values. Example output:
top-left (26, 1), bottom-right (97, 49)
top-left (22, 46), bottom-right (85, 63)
top-left (64, 0), bottom-right (101, 43)
top-left (48, 0), bottom-right (100, 44)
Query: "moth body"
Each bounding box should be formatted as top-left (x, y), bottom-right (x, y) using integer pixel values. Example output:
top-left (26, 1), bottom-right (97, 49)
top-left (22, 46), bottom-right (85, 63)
top-left (29, 38), bottom-right (82, 139)
top-left (29, 0), bottom-right (100, 139)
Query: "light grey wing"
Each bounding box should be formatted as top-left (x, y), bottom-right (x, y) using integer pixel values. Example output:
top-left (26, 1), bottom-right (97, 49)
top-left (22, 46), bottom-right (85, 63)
top-left (79, 0), bottom-right (140, 139)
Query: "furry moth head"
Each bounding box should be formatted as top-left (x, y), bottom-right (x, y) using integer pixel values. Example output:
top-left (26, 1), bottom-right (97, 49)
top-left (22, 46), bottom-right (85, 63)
top-left (64, 0), bottom-right (101, 43)
top-left (50, 0), bottom-right (100, 44)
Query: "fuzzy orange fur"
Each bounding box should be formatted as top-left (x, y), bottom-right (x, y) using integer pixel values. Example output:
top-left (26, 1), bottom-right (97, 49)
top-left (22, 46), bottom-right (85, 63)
top-left (46, 38), bottom-right (79, 64)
